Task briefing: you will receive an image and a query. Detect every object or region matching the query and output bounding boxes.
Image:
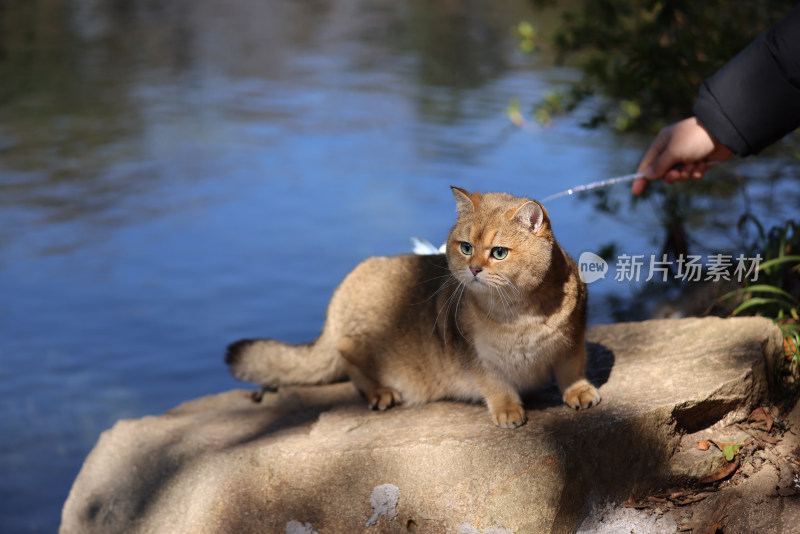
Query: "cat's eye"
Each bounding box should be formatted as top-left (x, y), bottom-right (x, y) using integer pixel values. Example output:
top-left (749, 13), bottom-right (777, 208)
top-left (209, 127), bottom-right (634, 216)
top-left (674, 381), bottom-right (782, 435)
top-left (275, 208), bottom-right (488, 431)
top-left (491, 247), bottom-right (509, 260)
top-left (460, 242), bottom-right (474, 255)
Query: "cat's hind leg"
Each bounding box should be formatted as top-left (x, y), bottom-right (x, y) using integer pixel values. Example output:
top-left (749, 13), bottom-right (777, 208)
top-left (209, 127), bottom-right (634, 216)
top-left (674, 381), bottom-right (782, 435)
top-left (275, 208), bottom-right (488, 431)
top-left (337, 337), bottom-right (402, 411)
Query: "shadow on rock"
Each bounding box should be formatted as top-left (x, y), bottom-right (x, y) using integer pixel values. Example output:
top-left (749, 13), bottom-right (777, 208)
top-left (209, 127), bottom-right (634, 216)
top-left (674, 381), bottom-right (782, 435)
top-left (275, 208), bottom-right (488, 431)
top-left (525, 341), bottom-right (615, 409)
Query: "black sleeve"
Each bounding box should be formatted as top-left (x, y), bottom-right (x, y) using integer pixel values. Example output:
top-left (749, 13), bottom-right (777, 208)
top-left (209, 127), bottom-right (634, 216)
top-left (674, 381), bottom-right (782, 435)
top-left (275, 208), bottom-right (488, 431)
top-left (693, 4), bottom-right (800, 156)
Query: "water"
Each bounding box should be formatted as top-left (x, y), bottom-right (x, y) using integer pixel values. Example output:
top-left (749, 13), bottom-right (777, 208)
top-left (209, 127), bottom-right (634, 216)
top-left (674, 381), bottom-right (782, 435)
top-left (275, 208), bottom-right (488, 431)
top-left (0, 1), bottom-right (798, 532)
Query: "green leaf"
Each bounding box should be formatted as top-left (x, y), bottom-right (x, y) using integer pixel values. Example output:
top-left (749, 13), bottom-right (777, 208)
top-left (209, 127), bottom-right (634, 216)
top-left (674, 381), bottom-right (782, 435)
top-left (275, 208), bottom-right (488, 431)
top-left (723, 444), bottom-right (739, 462)
top-left (732, 297), bottom-right (793, 316)
top-left (734, 285), bottom-right (799, 304)
top-left (780, 323), bottom-right (800, 335)
top-left (738, 213), bottom-right (766, 244)
top-left (517, 21), bottom-right (536, 39)
top-left (757, 255), bottom-right (800, 272)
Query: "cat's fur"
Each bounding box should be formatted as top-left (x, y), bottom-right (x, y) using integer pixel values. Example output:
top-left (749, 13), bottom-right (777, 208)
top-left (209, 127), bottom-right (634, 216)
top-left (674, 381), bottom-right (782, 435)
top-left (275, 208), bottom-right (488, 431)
top-left (225, 187), bottom-right (600, 427)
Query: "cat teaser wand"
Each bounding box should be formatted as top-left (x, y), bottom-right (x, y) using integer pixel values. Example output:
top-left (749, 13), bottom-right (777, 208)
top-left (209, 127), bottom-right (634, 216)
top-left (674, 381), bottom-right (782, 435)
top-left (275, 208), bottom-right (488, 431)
top-left (539, 172), bottom-right (645, 203)
top-left (540, 160), bottom-right (721, 203)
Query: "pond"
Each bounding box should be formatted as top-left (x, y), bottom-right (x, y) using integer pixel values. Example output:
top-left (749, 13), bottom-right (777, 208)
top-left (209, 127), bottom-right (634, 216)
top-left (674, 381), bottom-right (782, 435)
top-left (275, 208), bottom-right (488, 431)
top-left (0, 1), bottom-right (797, 532)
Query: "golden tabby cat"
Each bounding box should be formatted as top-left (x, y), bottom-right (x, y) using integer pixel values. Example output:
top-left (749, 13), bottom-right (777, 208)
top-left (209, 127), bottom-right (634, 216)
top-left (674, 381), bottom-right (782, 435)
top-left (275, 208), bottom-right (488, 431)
top-left (226, 187), bottom-right (600, 427)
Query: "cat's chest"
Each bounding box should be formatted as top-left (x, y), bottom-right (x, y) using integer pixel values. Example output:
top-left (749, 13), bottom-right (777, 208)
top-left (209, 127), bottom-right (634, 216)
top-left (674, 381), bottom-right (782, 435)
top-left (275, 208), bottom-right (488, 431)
top-left (472, 318), bottom-right (560, 372)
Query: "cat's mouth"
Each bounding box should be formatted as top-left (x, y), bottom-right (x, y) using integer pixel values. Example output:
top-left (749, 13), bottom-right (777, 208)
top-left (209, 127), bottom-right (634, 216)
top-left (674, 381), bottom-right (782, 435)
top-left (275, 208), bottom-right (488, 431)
top-left (467, 275), bottom-right (490, 289)
top-left (466, 273), bottom-right (511, 294)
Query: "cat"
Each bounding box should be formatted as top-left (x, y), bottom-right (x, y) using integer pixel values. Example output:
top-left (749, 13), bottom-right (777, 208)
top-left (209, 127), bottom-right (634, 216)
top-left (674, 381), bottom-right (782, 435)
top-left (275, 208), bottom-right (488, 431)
top-left (225, 187), bottom-right (600, 428)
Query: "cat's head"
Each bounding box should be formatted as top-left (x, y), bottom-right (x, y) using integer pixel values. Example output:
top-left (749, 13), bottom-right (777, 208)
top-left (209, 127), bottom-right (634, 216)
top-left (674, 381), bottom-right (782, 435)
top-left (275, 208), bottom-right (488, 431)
top-left (446, 187), bottom-right (555, 294)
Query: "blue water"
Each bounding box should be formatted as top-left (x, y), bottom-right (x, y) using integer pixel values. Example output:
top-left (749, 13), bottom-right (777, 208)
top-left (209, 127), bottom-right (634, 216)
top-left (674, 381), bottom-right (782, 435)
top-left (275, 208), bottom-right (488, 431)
top-left (1, 1), bottom-right (798, 532)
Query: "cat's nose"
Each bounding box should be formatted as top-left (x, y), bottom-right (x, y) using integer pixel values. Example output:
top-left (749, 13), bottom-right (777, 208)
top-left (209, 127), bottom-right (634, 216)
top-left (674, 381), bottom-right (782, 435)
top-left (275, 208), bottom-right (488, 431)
top-left (469, 265), bottom-right (482, 277)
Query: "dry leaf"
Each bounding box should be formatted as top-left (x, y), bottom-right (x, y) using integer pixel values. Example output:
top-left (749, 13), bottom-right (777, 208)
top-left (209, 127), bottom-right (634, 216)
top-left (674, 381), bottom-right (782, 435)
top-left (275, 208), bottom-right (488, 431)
top-left (622, 494), bottom-right (638, 508)
top-left (758, 432), bottom-right (779, 444)
top-left (622, 494), bottom-right (649, 509)
top-left (701, 521), bottom-right (724, 534)
top-left (671, 491), bottom-right (714, 506)
top-left (747, 406), bottom-right (774, 432)
top-left (698, 440), bottom-right (710, 451)
top-left (699, 458), bottom-right (740, 485)
top-left (785, 337), bottom-right (798, 360)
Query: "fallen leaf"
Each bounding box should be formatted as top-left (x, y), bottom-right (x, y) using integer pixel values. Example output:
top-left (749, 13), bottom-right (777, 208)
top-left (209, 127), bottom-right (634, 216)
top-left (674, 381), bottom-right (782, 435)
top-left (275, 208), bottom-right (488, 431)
top-left (758, 432), bottom-right (779, 444)
top-left (701, 521), bottom-right (724, 534)
top-left (736, 423), bottom-right (781, 444)
top-left (671, 491), bottom-right (714, 506)
top-left (699, 458), bottom-right (740, 485)
top-left (698, 440), bottom-right (710, 451)
top-left (710, 439), bottom-right (732, 451)
top-left (748, 407), bottom-right (774, 432)
top-left (621, 494), bottom-right (650, 509)
top-left (785, 337), bottom-right (798, 360)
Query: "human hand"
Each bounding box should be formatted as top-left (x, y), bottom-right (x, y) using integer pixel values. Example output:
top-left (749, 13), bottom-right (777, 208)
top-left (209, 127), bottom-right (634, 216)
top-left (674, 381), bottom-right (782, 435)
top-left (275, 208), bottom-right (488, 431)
top-left (632, 117), bottom-right (733, 195)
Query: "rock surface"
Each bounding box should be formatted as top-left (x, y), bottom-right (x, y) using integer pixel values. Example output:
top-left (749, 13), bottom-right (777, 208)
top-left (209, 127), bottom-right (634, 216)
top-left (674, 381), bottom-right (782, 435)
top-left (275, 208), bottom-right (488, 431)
top-left (60, 317), bottom-right (782, 534)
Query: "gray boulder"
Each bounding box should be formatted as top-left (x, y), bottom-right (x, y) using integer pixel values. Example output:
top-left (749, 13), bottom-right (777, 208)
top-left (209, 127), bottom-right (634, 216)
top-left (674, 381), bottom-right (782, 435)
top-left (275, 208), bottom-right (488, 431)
top-left (60, 317), bottom-right (782, 534)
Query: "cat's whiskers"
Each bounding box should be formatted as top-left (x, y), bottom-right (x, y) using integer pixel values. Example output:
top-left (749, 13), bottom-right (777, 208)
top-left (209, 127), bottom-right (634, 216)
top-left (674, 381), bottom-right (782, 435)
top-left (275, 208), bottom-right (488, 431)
top-left (419, 272), bottom-right (459, 285)
top-left (433, 277), bottom-right (465, 343)
top-left (417, 273), bottom-right (460, 305)
top-left (482, 277), bottom-right (515, 323)
top-left (433, 278), bottom-right (459, 325)
top-left (454, 282), bottom-right (468, 342)
top-left (495, 284), bottom-right (514, 322)
top-left (498, 274), bottom-right (522, 297)
top-left (486, 285), bottom-right (496, 320)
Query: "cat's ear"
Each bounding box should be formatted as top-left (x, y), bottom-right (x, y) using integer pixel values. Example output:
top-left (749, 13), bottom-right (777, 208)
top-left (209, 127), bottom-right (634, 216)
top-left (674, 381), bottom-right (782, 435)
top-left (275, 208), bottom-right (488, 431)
top-left (510, 200), bottom-right (548, 235)
top-left (451, 186), bottom-right (482, 216)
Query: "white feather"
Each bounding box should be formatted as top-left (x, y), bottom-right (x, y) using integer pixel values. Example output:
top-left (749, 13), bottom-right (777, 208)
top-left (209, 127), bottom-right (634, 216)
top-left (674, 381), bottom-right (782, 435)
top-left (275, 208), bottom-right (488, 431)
top-left (411, 237), bottom-right (446, 255)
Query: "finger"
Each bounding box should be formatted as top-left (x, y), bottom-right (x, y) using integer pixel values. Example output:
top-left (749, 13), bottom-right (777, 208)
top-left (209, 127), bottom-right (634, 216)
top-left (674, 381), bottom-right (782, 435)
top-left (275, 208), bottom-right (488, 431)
top-left (632, 177), bottom-right (647, 196)
top-left (637, 140), bottom-right (661, 175)
top-left (637, 127), bottom-right (672, 175)
top-left (649, 147), bottom-right (685, 180)
top-left (691, 161), bottom-right (707, 181)
top-left (678, 163), bottom-right (696, 181)
top-left (664, 168), bottom-right (682, 184)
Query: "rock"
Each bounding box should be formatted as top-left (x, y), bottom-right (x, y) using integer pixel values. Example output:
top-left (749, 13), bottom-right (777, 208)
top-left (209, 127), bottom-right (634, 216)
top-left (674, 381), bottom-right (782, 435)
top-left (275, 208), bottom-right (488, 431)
top-left (584, 397), bottom-right (800, 534)
top-left (669, 430), bottom-right (752, 480)
top-left (286, 520), bottom-right (319, 534)
top-left (669, 446), bottom-right (728, 480)
top-left (60, 317), bottom-right (781, 534)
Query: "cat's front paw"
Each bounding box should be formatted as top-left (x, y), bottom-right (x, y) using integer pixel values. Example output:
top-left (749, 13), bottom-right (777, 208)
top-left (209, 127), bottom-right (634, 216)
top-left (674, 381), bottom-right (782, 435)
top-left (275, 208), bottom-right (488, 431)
top-left (490, 403), bottom-right (527, 428)
top-left (562, 381), bottom-right (601, 410)
top-left (366, 387), bottom-right (402, 411)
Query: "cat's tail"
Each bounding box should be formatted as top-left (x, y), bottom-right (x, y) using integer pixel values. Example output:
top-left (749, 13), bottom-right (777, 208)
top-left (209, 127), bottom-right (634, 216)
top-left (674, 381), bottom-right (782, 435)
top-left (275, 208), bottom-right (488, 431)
top-left (225, 336), bottom-right (347, 395)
